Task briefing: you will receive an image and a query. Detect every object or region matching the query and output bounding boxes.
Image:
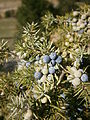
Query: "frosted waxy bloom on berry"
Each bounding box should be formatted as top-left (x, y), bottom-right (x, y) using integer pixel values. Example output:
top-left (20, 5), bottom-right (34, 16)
top-left (36, 55), bottom-right (40, 61)
top-left (33, 94), bottom-right (38, 99)
top-left (49, 67), bottom-right (55, 74)
top-left (66, 34), bottom-right (71, 39)
top-left (47, 74), bottom-right (53, 81)
top-left (81, 74), bottom-right (88, 82)
top-left (84, 21), bottom-right (87, 26)
top-left (24, 109), bottom-right (32, 120)
top-left (78, 29), bottom-right (84, 34)
top-left (72, 18), bottom-right (77, 23)
top-left (41, 97), bottom-right (47, 104)
top-left (72, 22), bottom-right (76, 26)
top-left (69, 67), bottom-right (82, 78)
top-left (75, 48), bottom-right (80, 53)
top-left (50, 52), bottom-right (57, 60)
top-left (77, 20), bottom-right (82, 26)
top-left (40, 75), bottom-right (47, 83)
top-left (73, 11), bottom-right (79, 17)
top-left (80, 23), bottom-right (85, 29)
top-left (34, 72), bottom-right (42, 80)
top-left (81, 14), bottom-right (87, 20)
top-left (56, 56), bottom-right (62, 64)
top-left (26, 62), bottom-right (30, 67)
top-left (76, 26), bottom-right (80, 31)
top-left (67, 17), bottom-right (72, 22)
top-left (72, 78), bottom-right (80, 87)
top-left (17, 51), bottom-right (22, 58)
top-left (67, 67), bottom-right (82, 87)
top-left (74, 70), bottom-right (82, 78)
top-left (18, 65), bottom-right (24, 70)
top-left (51, 60), bottom-right (56, 66)
top-left (69, 37), bottom-right (73, 42)
top-left (18, 60), bottom-right (26, 70)
top-left (34, 61), bottom-right (39, 66)
top-left (42, 67), bottom-right (48, 75)
top-left (88, 23), bottom-right (90, 29)
top-left (87, 29), bottom-right (90, 34)
top-left (65, 42), bottom-right (69, 46)
top-left (71, 67), bottom-right (77, 72)
top-left (43, 55), bottom-right (51, 63)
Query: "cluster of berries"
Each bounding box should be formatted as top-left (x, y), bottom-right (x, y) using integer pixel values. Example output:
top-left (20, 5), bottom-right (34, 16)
top-left (66, 10), bottom-right (90, 35)
top-left (34, 52), bottom-right (62, 81)
top-left (67, 67), bottom-right (88, 87)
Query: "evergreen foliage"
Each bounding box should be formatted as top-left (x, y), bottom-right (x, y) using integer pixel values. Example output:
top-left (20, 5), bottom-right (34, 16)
top-left (0, 3), bottom-right (90, 120)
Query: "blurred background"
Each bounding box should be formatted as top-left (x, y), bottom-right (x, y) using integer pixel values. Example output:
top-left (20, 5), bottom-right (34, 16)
top-left (0, 0), bottom-right (90, 49)
top-left (0, 0), bottom-right (21, 49)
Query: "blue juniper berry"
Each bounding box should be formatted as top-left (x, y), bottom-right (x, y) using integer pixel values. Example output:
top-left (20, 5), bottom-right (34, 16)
top-left (81, 74), bottom-right (88, 82)
top-left (56, 56), bottom-right (62, 64)
top-left (49, 67), bottom-right (55, 74)
top-left (43, 55), bottom-right (51, 63)
top-left (50, 52), bottom-right (57, 60)
top-left (78, 29), bottom-right (84, 34)
top-left (34, 72), bottom-right (42, 80)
